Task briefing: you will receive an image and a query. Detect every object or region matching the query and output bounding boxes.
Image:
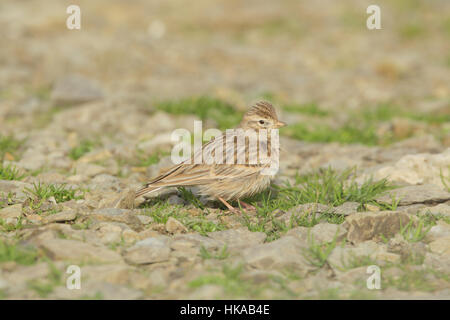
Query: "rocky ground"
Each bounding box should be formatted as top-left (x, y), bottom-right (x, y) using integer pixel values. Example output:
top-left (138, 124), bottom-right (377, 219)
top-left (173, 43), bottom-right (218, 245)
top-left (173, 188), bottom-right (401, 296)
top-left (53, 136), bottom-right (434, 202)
top-left (0, 0), bottom-right (449, 299)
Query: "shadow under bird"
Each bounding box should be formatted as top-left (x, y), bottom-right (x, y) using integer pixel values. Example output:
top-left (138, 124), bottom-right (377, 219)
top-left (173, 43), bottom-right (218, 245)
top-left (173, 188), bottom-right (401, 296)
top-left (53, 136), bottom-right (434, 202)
top-left (135, 101), bottom-right (286, 212)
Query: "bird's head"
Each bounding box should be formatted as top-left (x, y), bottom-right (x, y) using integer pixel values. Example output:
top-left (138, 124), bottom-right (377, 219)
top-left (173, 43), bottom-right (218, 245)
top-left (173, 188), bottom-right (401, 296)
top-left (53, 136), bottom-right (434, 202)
top-left (239, 101), bottom-right (286, 130)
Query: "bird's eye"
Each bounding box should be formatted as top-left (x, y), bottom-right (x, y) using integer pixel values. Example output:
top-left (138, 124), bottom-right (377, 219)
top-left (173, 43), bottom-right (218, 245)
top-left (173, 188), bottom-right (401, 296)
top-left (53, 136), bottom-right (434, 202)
top-left (259, 120), bottom-right (265, 125)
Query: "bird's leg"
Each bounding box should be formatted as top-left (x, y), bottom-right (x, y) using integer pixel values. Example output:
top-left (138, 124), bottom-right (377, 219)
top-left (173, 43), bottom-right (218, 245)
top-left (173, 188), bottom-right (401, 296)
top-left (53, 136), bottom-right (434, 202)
top-left (238, 200), bottom-right (256, 211)
top-left (218, 197), bottom-right (240, 213)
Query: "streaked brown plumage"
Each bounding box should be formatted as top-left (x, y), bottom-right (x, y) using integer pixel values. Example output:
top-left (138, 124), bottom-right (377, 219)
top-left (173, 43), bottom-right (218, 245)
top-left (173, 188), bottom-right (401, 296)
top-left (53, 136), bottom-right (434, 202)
top-left (135, 101), bottom-right (286, 211)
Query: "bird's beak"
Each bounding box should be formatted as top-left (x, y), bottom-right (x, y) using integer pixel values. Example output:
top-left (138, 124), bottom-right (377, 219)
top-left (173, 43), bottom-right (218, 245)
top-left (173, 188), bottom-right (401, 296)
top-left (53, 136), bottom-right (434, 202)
top-left (275, 121), bottom-right (287, 128)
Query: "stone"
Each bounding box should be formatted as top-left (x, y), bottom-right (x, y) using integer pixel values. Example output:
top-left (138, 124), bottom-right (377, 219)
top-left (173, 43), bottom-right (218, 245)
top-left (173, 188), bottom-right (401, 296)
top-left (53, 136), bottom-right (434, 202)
top-left (98, 188), bottom-right (135, 209)
top-left (171, 234), bottom-right (223, 251)
top-left (0, 180), bottom-right (31, 194)
top-left (124, 237), bottom-right (171, 265)
top-left (0, 204), bottom-right (22, 219)
top-left (376, 184), bottom-right (450, 206)
top-left (96, 222), bottom-right (123, 244)
top-left (242, 236), bottom-right (313, 275)
top-left (429, 236), bottom-right (450, 256)
top-left (122, 229), bottom-right (140, 244)
top-left (51, 74), bottom-right (104, 104)
top-left (91, 208), bottom-right (143, 231)
top-left (344, 211), bottom-right (415, 243)
top-left (278, 203), bottom-right (331, 224)
top-left (38, 238), bottom-right (122, 263)
top-left (309, 223), bottom-right (347, 243)
top-left (327, 241), bottom-right (381, 270)
top-left (165, 217), bottom-right (188, 234)
top-left (361, 149), bottom-right (450, 189)
top-left (43, 210), bottom-right (77, 223)
top-left (285, 226), bottom-right (310, 242)
top-left (332, 202), bottom-right (360, 216)
top-left (425, 221), bottom-right (450, 242)
top-left (419, 203), bottom-right (450, 217)
top-left (207, 228), bottom-right (266, 250)
top-left (75, 162), bottom-right (106, 178)
top-left (136, 215), bottom-right (152, 225)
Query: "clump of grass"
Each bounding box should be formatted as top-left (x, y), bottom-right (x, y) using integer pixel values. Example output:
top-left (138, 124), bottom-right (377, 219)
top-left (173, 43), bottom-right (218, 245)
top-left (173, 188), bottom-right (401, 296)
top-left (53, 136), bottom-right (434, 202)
top-left (0, 241), bottom-right (38, 265)
top-left (0, 216), bottom-right (24, 232)
top-left (200, 245), bottom-right (229, 260)
top-left (281, 167), bottom-right (394, 208)
top-left (141, 199), bottom-right (226, 235)
top-left (188, 264), bottom-right (255, 297)
top-left (383, 267), bottom-right (449, 292)
top-left (0, 163), bottom-right (25, 181)
top-left (136, 150), bottom-right (168, 167)
top-left (154, 96), bottom-right (243, 130)
top-left (441, 167), bottom-right (450, 192)
top-left (68, 140), bottom-right (97, 160)
top-left (24, 182), bottom-right (84, 203)
top-left (238, 168), bottom-right (392, 241)
top-left (400, 219), bottom-right (431, 243)
top-left (302, 233), bottom-right (338, 268)
top-left (0, 135), bottom-right (22, 161)
top-left (27, 260), bottom-right (62, 298)
top-left (282, 122), bottom-right (379, 145)
top-left (178, 187), bottom-right (205, 210)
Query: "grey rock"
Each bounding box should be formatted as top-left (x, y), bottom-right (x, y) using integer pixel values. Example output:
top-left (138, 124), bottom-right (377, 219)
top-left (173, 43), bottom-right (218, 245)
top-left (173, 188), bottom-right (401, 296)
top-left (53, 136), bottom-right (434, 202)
top-left (309, 223), bottom-right (347, 243)
top-left (344, 211), bottom-right (415, 243)
top-left (43, 210), bottom-right (77, 223)
top-left (242, 236), bottom-right (313, 275)
top-left (165, 217), bottom-right (188, 234)
top-left (208, 228), bottom-right (266, 250)
top-left (124, 237), bottom-right (171, 265)
top-left (171, 234), bottom-right (223, 251)
top-left (91, 208), bottom-right (142, 231)
top-left (0, 204), bottom-right (22, 219)
top-left (333, 202), bottom-right (360, 216)
top-left (38, 238), bottom-right (122, 263)
top-left (376, 184), bottom-right (450, 206)
top-left (51, 74), bottom-right (104, 104)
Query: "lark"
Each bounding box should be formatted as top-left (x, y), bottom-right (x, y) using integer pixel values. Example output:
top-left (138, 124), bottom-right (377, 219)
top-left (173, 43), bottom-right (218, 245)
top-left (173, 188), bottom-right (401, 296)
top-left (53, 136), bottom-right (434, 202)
top-left (135, 101), bottom-right (286, 212)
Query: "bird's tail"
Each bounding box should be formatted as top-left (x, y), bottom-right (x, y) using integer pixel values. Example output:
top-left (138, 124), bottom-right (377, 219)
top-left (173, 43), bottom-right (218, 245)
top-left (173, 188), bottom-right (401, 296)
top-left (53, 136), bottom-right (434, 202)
top-left (135, 185), bottom-right (162, 198)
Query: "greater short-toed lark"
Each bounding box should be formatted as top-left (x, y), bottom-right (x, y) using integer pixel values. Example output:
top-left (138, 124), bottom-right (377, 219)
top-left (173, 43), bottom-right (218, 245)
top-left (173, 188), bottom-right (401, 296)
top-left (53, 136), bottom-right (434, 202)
top-left (135, 101), bottom-right (286, 212)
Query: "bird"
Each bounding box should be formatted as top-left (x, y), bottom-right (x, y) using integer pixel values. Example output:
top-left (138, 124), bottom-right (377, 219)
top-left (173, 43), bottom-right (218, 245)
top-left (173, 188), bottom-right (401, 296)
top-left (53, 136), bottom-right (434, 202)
top-left (135, 101), bottom-right (286, 212)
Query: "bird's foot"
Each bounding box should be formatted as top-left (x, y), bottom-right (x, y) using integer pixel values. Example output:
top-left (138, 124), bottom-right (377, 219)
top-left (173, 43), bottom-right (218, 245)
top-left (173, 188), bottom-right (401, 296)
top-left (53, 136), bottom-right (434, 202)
top-left (218, 197), bottom-right (241, 214)
top-left (238, 200), bottom-right (256, 211)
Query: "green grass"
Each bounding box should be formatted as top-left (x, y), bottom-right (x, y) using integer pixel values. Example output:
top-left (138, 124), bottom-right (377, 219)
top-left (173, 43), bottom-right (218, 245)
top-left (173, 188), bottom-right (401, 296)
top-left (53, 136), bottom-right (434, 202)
top-left (383, 266), bottom-right (449, 292)
top-left (282, 122), bottom-right (379, 145)
top-left (188, 264), bottom-right (262, 298)
top-left (0, 240), bottom-right (38, 265)
top-left (24, 182), bottom-right (84, 204)
top-left (302, 233), bottom-right (338, 268)
top-left (154, 96), bottom-right (243, 130)
top-left (0, 135), bottom-right (22, 161)
top-left (238, 167), bottom-right (393, 241)
top-left (141, 199), bottom-right (226, 235)
top-left (136, 150), bottom-right (169, 167)
top-left (0, 216), bottom-right (24, 231)
top-left (68, 140), bottom-right (98, 160)
top-left (441, 167), bottom-right (450, 192)
top-left (178, 187), bottom-right (206, 210)
top-left (0, 163), bottom-right (25, 180)
top-left (27, 260), bottom-right (62, 298)
top-left (399, 219), bottom-right (432, 243)
top-left (282, 103), bottom-right (449, 145)
top-left (200, 245), bottom-right (229, 260)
